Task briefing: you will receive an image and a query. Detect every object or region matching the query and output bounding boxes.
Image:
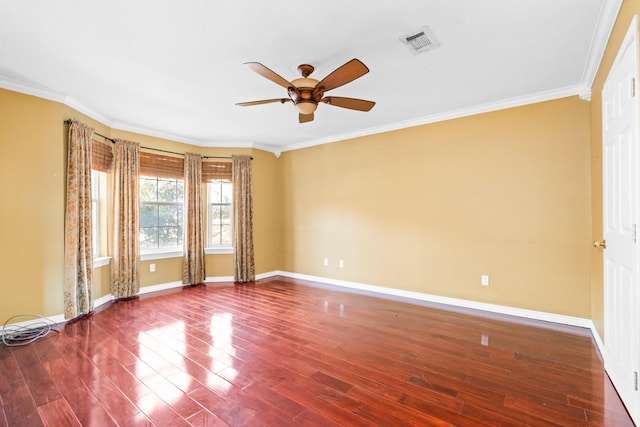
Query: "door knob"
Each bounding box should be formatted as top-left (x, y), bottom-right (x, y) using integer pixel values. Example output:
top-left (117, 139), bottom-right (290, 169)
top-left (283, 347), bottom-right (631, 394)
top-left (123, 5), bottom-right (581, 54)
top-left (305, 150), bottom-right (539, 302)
top-left (594, 240), bottom-right (607, 249)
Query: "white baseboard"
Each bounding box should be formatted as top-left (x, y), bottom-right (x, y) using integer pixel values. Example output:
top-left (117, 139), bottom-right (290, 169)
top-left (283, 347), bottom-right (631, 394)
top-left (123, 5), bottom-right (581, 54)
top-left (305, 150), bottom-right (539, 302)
top-left (138, 280), bottom-right (185, 295)
top-left (2, 271), bottom-right (606, 357)
top-left (94, 294), bottom-right (113, 308)
top-left (270, 270), bottom-right (597, 330)
top-left (265, 270), bottom-right (607, 359)
top-left (589, 323), bottom-right (606, 360)
top-left (206, 275), bottom-right (234, 283)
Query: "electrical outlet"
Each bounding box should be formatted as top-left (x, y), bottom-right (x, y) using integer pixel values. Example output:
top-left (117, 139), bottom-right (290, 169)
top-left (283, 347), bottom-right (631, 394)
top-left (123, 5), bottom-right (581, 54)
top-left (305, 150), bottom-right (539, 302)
top-left (481, 275), bottom-right (489, 286)
top-left (481, 334), bottom-right (489, 346)
top-left (150, 263), bottom-right (156, 272)
top-left (323, 258), bottom-right (329, 267)
top-left (339, 259), bottom-right (344, 268)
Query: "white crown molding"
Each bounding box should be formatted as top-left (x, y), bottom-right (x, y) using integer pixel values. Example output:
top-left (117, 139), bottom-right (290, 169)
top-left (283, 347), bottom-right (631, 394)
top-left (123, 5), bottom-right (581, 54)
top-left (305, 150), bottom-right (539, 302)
top-left (0, 76), bottom-right (283, 155)
top-left (281, 84), bottom-right (587, 153)
top-left (0, 76), bottom-right (116, 126)
top-left (252, 143), bottom-right (282, 158)
top-left (579, 0), bottom-right (624, 90)
top-left (64, 96), bottom-right (114, 126)
top-left (0, 75), bottom-right (66, 104)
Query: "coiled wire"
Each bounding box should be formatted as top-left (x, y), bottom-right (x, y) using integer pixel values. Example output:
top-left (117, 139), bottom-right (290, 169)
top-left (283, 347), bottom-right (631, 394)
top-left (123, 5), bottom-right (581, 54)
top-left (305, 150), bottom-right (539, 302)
top-left (1, 314), bottom-right (54, 347)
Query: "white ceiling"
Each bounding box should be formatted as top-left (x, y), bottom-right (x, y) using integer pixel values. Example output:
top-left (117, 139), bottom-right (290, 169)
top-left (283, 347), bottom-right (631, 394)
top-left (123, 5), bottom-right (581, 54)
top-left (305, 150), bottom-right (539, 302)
top-left (0, 0), bottom-right (619, 154)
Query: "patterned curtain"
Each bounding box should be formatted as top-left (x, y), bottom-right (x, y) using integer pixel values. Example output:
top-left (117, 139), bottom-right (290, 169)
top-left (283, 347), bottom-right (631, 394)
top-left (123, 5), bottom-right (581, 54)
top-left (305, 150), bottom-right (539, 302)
top-left (112, 139), bottom-right (140, 298)
top-left (182, 153), bottom-right (206, 285)
top-left (63, 120), bottom-right (95, 319)
top-left (232, 155), bottom-right (255, 282)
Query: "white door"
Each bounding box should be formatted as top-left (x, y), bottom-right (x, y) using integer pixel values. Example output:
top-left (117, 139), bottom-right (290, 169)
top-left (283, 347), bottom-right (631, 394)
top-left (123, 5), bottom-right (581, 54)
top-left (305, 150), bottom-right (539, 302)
top-left (602, 15), bottom-right (640, 423)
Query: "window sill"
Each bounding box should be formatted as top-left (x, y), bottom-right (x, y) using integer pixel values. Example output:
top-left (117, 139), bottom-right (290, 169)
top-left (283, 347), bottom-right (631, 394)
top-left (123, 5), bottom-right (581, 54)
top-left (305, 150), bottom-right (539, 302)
top-left (140, 250), bottom-right (183, 261)
top-left (94, 256), bottom-right (111, 268)
top-left (138, 246), bottom-right (233, 260)
top-left (205, 246), bottom-right (234, 255)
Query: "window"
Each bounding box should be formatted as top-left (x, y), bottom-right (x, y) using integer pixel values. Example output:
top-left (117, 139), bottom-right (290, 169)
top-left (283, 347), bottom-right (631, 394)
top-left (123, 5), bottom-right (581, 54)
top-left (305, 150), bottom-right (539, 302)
top-left (91, 139), bottom-right (112, 262)
top-left (91, 170), bottom-right (100, 257)
top-left (207, 180), bottom-right (232, 247)
top-left (140, 176), bottom-right (184, 252)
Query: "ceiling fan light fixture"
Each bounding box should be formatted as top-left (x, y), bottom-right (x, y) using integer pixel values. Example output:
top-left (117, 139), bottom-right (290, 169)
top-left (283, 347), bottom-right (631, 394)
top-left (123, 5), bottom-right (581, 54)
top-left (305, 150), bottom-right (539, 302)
top-left (291, 77), bottom-right (319, 88)
top-left (295, 101), bottom-right (317, 115)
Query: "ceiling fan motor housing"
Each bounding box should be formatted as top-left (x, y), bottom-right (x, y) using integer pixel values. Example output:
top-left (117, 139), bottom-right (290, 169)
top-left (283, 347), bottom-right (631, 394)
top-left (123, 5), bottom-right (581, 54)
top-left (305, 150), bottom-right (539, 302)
top-left (289, 71), bottom-right (325, 114)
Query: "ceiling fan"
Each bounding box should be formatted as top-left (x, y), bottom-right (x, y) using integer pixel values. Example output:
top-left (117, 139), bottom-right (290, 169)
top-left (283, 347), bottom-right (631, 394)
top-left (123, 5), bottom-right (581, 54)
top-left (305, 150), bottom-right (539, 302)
top-left (236, 58), bottom-right (375, 124)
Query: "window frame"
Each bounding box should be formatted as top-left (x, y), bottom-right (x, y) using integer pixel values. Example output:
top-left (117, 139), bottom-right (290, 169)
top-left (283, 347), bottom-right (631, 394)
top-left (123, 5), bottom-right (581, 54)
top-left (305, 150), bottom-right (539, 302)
top-left (139, 175), bottom-right (185, 258)
top-left (205, 179), bottom-right (234, 255)
top-left (90, 169), bottom-right (112, 267)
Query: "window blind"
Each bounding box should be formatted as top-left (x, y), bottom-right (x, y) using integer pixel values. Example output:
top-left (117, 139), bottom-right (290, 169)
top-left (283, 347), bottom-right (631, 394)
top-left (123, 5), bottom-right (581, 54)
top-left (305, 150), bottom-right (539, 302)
top-left (139, 152), bottom-right (184, 179)
top-left (96, 147), bottom-right (232, 181)
top-left (91, 139), bottom-right (113, 172)
top-left (202, 161), bottom-right (232, 182)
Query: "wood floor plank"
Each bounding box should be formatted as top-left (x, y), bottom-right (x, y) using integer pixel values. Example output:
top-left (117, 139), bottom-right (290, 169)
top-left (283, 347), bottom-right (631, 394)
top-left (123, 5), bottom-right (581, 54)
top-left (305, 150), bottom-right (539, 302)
top-left (11, 345), bottom-right (61, 407)
top-left (186, 409), bottom-right (229, 426)
top-left (43, 357), bottom-right (117, 427)
top-left (0, 276), bottom-right (634, 426)
top-left (0, 394), bottom-right (7, 427)
top-left (0, 350), bottom-right (44, 427)
top-left (36, 399), bottom-right (82, 427)
top-left (85, 376), bottom-right (141, 423)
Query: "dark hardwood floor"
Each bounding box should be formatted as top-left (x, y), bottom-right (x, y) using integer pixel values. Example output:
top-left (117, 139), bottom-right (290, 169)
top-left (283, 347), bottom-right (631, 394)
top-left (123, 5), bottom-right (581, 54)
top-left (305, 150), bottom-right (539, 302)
top-left (0, 276), bottom-right (634, 426)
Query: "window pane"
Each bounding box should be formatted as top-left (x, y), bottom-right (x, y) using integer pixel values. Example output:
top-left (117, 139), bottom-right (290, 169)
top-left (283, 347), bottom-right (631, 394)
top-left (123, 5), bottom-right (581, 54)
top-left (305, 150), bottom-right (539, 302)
top-left (140, 177), bottom-right (158, 201)
top-left (220, 205), bottom-right (231, 221)
top-left (221, 182), bottom-right (232, 203)
top-left (210, 225), bottom-right (221, 246)
top-left (211, 205), bottom-right (221, 221)
top-left (159, 226), bottom-right (182, 247)
top-left (140, 204), bottom-right (158, 228)
top-left (177, 181), bottom-right (184, 201)
top-left (159, 205), bottom-right (179, 226)
top-left (221, 224), bottom-right (231, 245)
top-left (158, 178), bottom-right (179, 202)
top-left (140, 227), bottom-right (158, 249)
top-left (209, 182), bottom-right (221, 201)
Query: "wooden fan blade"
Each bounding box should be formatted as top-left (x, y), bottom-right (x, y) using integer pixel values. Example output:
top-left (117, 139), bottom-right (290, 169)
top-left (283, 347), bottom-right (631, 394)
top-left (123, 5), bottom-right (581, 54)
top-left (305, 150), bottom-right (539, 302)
top-left (236, 98), bottom-right (291, 106)
top-left (322, 96), bottom-right (375, 111)
top-left (244, 62), bottom-right (293, 89)
top-left (299, 112), bottom-right (314, 123)
top-left (317, 59), bottom-right (369, 92)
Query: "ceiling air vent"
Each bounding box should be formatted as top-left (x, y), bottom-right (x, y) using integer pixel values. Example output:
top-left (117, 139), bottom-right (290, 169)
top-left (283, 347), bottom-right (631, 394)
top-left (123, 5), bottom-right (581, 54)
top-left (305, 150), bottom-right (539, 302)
top-left (400, 26), bottom-right (440, 54)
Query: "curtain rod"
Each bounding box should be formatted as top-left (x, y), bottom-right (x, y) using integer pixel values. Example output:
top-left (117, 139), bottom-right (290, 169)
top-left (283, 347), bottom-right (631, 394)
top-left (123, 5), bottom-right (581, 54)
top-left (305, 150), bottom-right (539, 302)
top-left (64, 120), bottom-right (250, 160)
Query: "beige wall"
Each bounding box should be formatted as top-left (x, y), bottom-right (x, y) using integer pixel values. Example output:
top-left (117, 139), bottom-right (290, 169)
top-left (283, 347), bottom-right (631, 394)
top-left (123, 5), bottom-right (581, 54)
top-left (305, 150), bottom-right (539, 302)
top-left (281, 96), bottom-right (592, 317)
top-left (589, 0), bottom-right (640, 338)
top-left (1, 90), bottom-right (66, 318)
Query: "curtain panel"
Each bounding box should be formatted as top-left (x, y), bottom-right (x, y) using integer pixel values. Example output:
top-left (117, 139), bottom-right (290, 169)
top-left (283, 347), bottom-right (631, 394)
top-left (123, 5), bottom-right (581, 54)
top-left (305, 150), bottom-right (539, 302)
top-left (182, 153), bottom-right (206, 285)
top-left (112, 139), bottom-right (140, 298)
top-left (63, 120), bottom-right (95, 319)
top-left (232, 155), bottom-right (255, 283)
